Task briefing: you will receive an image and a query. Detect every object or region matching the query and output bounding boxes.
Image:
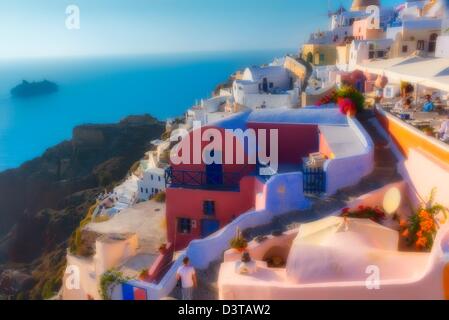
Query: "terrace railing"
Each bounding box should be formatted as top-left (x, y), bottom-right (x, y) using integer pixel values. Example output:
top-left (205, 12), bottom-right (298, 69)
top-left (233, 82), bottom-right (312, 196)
top-left (165, 167), bottom-right (249, 191)
top-left (303, 166), bottom-right (326, 195)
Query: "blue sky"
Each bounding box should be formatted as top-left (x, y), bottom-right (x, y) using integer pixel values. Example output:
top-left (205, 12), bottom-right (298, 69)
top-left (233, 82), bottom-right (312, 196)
top-left (0, 0), bottom-right (402, 59)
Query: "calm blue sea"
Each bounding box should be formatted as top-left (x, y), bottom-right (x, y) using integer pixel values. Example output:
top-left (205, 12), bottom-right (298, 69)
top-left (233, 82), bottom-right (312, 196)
top-left (0, 50), bottom-right (291, 172)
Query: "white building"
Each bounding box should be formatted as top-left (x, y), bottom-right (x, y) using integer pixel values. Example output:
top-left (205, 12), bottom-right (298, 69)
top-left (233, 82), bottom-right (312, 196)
top-left (348, 39), bottom-right (394, 70)
top-left (232, 65), bottom-right (300, 109)
top-left (185, 95), bottom-right (235, 127)
top-left (137, 140), bottom-right (170, 201)
top-left (313, 65), bottom-right (340, 88)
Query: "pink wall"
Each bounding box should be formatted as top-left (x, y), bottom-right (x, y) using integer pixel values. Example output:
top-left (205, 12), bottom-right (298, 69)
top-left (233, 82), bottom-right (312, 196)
top-left (166, 176), bottom-right (265, 250)
top-left (247, 123), bottom-right (319, 165)
top-left (171, 126), bottom-right (255, 174)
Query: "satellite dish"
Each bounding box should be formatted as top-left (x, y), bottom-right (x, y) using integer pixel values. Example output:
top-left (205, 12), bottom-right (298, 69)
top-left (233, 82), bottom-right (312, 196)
top-left (383, 187), bottom-right (401, 215)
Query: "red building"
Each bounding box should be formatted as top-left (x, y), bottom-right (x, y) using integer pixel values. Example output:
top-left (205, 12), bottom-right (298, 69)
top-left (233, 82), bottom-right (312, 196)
top-left (165, 108), bottom-right (347, 250)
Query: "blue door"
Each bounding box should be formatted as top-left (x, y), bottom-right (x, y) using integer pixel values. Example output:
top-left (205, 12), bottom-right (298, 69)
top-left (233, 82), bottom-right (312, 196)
top-left (206, 163), bottom-right (223, 185)
top-left (356, 80), bottom-right (364, 93)
top-left (201, 219), bottom-right (220, 238)
top-left (262, 78), bottom-right (268, 92)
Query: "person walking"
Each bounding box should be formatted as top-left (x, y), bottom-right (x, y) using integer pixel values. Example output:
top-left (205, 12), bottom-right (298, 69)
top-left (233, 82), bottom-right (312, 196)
top-left (176, 256), bottom-right (197, 300)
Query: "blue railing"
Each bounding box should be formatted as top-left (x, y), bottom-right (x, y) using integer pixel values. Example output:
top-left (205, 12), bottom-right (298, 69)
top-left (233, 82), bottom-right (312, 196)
top-left (302, 165), bottom-right (326, 194)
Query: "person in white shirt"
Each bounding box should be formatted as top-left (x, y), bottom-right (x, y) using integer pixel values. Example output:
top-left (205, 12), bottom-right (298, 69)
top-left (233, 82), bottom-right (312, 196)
top-left (176, 256), bottom-right (197, 300)
top-left (439, 118), bottom-right (449, 143)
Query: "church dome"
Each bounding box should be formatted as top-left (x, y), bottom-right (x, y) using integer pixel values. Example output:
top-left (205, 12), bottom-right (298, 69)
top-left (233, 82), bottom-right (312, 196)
top-left (351, 0), bottom-right (381, 11)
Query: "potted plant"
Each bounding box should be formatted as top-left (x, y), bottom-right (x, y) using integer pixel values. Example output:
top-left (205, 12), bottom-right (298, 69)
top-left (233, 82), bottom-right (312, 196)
top-left (158, 243), bottom-right (167, 254)
top-left (230, 228), bottom-right (248, 253)
top-left (341, 205), bottom-right (386, 223)
top-left (400, 189), bottom-right (448, 251)
top-left (138, 268), bottom-right (149, 281)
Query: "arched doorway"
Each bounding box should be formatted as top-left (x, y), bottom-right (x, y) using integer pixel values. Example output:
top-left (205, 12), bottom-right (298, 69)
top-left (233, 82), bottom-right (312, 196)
top-left (205, 149), bottom-right (223, 186)
top-left (429, 33), bottom-right (438, 53)
top-left (306, 52), bottom-right (313, 63)
top-left (262, 77), bottom-right (268, 93)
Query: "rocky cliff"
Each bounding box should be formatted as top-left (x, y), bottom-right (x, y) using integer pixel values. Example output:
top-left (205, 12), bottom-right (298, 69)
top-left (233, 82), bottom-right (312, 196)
top-left (0, 114), bottom-right (165, 299)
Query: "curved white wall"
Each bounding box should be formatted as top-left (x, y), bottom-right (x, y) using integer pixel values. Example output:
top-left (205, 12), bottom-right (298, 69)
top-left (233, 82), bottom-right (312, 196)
top-left (324, 117), bottom-right (375, 195)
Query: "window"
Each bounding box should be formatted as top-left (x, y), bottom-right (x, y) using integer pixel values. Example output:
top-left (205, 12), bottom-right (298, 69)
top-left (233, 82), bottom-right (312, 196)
top-left (155, 188), bottom-right (159, 194)
top-left (178, 218), bottom-right (192, 234)
top-left (145, 188), bottom-right (148, 194)
top-left (151, 175), bottom-right (154, 180)
top-left (151, 188), bottom-right (154, 193)
top-left (376, 51), bottom-right (385, 58)
top-left (158, 176), bottom-right (161, 182)
top-left (369, 51), bottom-right (375, 59)
top-left (269, 82), bottom-right (274, 89)
top-left (203, 200), bottom-right (216, 216)
top-left (140, 187), bottom-right (143, 193)
top-left (402, 45), bottom-right (408, 53)
top-left (319, 53), bottom-right (325, 63)
top-left (429, 33), bottom-right (438, 53)
top-left (417, 40), bottom-right (425, 51)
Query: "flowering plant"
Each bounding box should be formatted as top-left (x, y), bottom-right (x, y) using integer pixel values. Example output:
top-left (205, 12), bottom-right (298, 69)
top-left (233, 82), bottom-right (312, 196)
top-left (341, 205), bottom-right (386, 223)
top-left (315, 86), bottom-right (365, 116)
top-left (400, 189), bottom-right (448, 251)
top-left (230, 228), bottom-right (248, 252)
top-left (337, 97), bottom-right (357, 116)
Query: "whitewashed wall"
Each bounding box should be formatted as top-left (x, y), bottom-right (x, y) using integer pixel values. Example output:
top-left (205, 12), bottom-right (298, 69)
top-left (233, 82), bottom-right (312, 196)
top-left (234, 89), bottom-right (299, 109)
top-left (324, 117), bottom-right (375, 195)
top-left (137, 169), bottom-right (166, 201)
top-left (436, 35), bottom-right (449, 58)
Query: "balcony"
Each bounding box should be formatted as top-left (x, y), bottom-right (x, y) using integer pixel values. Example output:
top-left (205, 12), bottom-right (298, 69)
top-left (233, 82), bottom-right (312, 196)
top-left (165, 167), bottom-right (249, 191)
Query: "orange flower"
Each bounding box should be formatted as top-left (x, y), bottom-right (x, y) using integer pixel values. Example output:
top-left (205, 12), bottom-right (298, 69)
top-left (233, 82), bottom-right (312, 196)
top-left (416, 230), bottom-right (423, 238)
top-left (419, 210), bottom-right (431, 220)
top-left (420, 219), bottom-right (434, 233)
top-left (416, 237), bottom-right (428, 250)
top-left (399, 219), bottom-right (408, 228)
top-left (401, 229), bottom-right (409, 238)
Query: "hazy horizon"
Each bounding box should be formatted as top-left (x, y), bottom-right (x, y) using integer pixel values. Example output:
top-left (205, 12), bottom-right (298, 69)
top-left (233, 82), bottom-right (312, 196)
top-left (0, 0), bottom-right (402, 59)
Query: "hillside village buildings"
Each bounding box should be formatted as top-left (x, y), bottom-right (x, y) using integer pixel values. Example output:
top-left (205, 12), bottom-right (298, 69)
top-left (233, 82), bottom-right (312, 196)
top-left (136, 140), bottom-right (170, 201)
top-left (62, 0), bottom-right (449, 301)
top-left (165, 107), bottom-right (373, 250)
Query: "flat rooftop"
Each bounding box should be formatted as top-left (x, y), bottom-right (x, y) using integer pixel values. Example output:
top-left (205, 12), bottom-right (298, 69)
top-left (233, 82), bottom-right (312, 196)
top-left (319, 125), bottom-right (366, 158)
top-left (85, 200), bottom-right (166, 254)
